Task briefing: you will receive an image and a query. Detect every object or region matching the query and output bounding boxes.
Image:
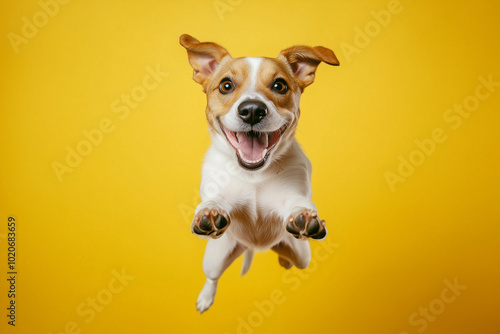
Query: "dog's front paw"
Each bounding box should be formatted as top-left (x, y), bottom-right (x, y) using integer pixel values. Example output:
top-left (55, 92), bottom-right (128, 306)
top-left (286, 209), bottom-right (327, 240)
top-left (191, 207), bottom-right (230, 239)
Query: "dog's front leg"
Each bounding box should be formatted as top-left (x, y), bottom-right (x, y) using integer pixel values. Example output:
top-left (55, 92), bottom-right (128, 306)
top-left (191, 200), bottom-right (231, 239)
top-left (281, 195), bottom-right (328, 241)
top-left (191, 160), bottom-right (237, 239)
top-left (196, 234), bottom-right (246, 313)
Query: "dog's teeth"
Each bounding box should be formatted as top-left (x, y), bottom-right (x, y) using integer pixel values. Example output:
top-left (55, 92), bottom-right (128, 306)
top-left (262, 149), bottom-right (268, 159)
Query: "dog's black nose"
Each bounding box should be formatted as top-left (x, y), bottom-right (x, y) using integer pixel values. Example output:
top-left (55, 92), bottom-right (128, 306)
top-left (238, 100), bottom-right (267, 125)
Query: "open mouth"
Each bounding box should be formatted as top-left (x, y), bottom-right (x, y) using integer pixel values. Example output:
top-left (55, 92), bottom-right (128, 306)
top-left (220, 124), bottom-right (287, 170)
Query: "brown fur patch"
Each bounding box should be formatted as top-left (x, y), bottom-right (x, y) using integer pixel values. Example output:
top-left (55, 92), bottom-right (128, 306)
top-left (257, 58), bottom-right (299, 115)
top-left (229, 206), bottom-right (284, 249)
top-left (204, 58), bottom-right (252, 131)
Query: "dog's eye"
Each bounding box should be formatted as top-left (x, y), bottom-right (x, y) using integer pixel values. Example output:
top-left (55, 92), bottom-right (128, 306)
top-left (272, 79), bottom-right (288, 94)
top-left (219, 78), bottom-right (234, 94)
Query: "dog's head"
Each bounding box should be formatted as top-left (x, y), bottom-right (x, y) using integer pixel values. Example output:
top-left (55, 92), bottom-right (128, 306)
top-left (180, 34), bottom-right (339, 171)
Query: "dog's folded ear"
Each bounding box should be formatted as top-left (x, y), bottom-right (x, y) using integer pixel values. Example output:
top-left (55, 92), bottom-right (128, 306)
top-left (180, 34), bottom-right (231, 86)
top-left (279, 45), bottom-right (339, 90)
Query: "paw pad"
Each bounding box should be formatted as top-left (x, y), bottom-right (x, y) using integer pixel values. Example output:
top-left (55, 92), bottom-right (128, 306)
top-left (286, 210), bottom-right (327, 240)
top-left (192, 207), bottom-right (230, 239)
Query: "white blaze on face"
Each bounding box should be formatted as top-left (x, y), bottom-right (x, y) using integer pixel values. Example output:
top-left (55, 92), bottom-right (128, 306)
top-left (245, 57), bottom-right (263, 92)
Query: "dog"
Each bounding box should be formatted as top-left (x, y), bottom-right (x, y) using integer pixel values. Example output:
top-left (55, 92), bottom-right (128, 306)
top-left (179, 34), bottom-right (339, 313)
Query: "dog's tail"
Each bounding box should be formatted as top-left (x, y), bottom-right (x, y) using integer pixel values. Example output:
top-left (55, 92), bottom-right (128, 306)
top-left (241, 250), bottom-right (254, 276)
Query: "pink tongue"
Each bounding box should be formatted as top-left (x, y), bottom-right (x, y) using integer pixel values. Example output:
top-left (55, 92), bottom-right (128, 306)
top-left (238, 132), bottom-right (268, 162)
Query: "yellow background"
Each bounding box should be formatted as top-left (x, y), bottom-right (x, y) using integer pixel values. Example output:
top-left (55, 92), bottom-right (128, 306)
top-left (1, 0), bottom-right (499, 333)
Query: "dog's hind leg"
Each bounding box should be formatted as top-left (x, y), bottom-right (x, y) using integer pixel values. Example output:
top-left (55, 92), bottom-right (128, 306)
top-left (197, 234), bottom-right (246, 313)
top-left (272, 237), bottom-right (311, 269)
